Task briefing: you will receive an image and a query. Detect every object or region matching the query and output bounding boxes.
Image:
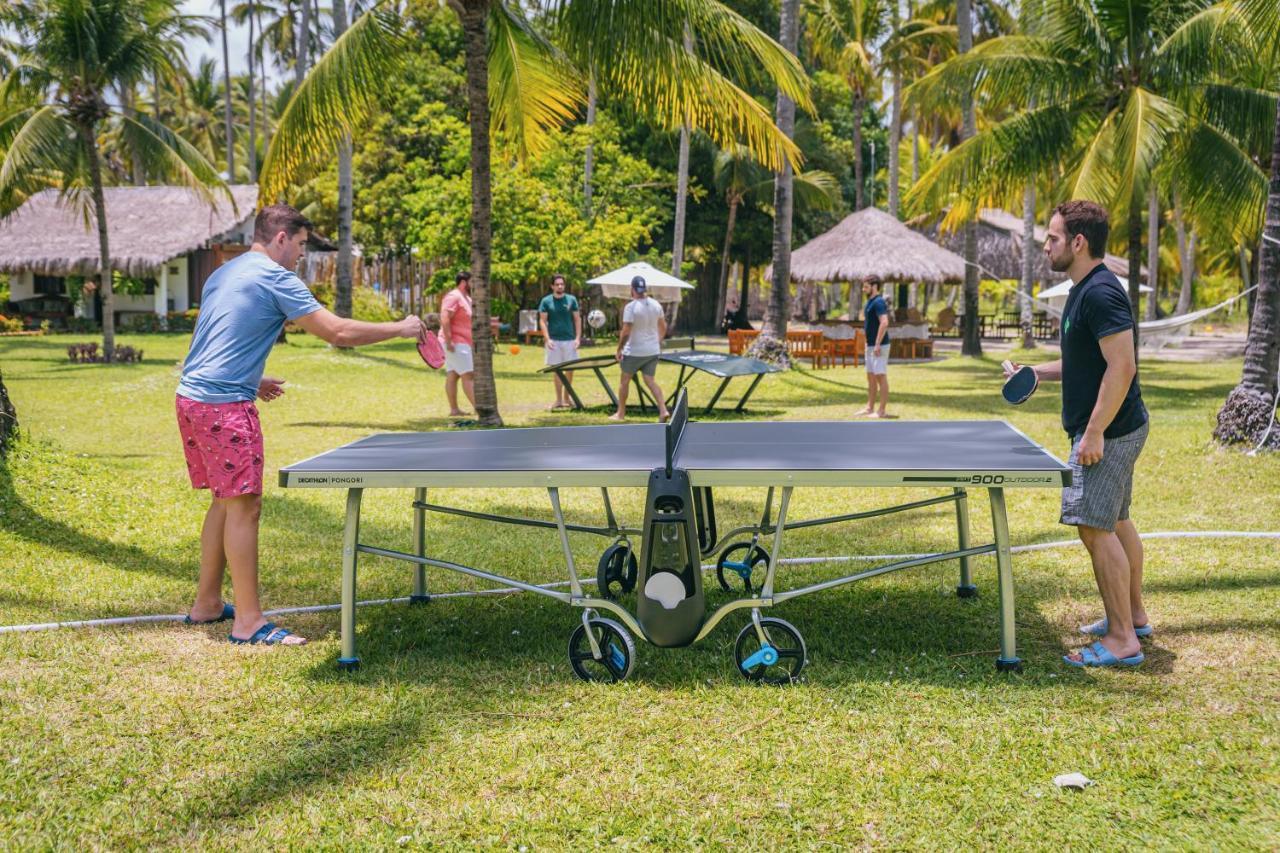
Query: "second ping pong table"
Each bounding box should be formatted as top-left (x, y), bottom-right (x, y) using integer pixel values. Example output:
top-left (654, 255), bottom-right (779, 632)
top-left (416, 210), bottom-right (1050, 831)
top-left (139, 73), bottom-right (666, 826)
top-left (281, 392), bottom-right (1070, 683)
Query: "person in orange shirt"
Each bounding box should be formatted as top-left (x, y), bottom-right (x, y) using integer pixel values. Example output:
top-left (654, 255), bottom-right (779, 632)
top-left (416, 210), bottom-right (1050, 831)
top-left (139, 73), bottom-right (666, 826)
top-left (439, 270), bottom-right (476, 416)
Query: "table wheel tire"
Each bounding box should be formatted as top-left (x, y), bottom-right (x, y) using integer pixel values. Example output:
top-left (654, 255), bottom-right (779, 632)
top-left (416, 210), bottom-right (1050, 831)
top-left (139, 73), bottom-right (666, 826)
top-left (568, 617), bottom-right (636, 683)
top-left (716, 543), bottom-right (770, 592)
top-left (596, 544), bottom-right (637, 600)
top-left (734, 617), bottom-right (806, 685)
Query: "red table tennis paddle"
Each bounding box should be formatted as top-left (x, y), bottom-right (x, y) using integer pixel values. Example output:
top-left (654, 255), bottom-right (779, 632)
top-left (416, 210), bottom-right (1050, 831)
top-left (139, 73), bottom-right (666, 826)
top-left (1001, 361), bottom-right (1038, 405)
top-left (417, 331), bottom-right (445, 369)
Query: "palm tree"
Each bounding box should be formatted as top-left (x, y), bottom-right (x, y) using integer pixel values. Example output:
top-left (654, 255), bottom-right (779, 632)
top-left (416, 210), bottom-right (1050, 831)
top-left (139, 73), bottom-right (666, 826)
top-left (217, 0), bottom-right (235, 178)
top-left (1217, 0), bottom-right (1280, 445)
top-left (1, 0), bottom-right (227, 360)
top-left (712, 144), bottom-right (839, 325)
top-left (761, 0), bottom-right (802, 343)
top-left (906, 0), bottom-right (1267, 355)
top-left (263, 0), bottom-right (812, 425)
top-left (806, 0), bottom-right (888, 212)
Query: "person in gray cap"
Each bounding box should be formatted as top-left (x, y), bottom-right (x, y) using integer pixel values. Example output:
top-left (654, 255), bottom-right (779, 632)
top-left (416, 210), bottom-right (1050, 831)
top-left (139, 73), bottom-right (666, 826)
top-left (611, 275), bottom-right (669, 421)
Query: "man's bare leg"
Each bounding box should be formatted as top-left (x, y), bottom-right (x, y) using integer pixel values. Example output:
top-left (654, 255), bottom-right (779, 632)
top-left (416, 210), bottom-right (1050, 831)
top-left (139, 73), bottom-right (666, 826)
top-left (641, 373), bottom-right (669, 420)
top-left (610, 373), bottom-right (633, 420)
top-left (552, 371), bottom-right (566, 407)
top-left (1114, 518), bottom-right (1148, 628)
top-left (189, 500), bottom-right (229, 621)
top-left (1067, 525), bottom-right (1141, 661)
top-left (224, 493), bottom-right (304, 643)
top-left (461, 373), bottom-right (476, 411)
top-left (856, 373), bottom-right (877, 415)
top-left (445, 372), bottom-right (464, 415)
top-left (869, 374), bottom-right (890, 417)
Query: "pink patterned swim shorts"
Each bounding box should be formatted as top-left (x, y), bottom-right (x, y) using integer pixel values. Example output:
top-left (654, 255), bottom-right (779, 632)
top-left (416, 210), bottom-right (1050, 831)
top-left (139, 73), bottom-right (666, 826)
top-left (176, 395), bottom-right (265, 498)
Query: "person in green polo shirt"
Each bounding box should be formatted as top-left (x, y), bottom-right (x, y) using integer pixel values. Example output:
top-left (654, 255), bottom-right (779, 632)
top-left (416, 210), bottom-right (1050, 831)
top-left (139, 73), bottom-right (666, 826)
top-left (539, 274), bottom-right (583, 410)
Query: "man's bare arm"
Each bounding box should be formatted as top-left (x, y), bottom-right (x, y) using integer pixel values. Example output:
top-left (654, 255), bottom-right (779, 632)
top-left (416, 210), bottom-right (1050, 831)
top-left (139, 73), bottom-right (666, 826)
top-left (1032, 359), bottom-right (1063, 381)
top-left (1084, 332), bottom-right (1137, 437)
top-left (295, 308), bottom-right (421, 347)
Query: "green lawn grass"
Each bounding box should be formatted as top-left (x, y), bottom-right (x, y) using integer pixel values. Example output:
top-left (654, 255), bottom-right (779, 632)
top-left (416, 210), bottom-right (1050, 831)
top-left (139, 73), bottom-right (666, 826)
top-left (1, 332), bottom-right (1277, 848)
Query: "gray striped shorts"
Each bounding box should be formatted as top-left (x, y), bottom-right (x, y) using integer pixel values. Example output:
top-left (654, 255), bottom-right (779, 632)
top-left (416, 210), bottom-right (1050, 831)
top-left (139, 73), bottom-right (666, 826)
top-left (1060, 421), bottom-right (1147, 531)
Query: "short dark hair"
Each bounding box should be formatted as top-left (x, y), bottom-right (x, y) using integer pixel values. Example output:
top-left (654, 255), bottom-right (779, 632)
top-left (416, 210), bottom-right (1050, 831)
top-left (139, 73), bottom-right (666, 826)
top-left (552, 274), bottom-right (566, 285)
top-left (254, 204), bottom-right (312, 244)
top-left (455, 270), bottom-right (472, 285)
top-left (862, 274), bottom-right (882, 291)
top-left (1054, 200), bottom-right (1110, 258)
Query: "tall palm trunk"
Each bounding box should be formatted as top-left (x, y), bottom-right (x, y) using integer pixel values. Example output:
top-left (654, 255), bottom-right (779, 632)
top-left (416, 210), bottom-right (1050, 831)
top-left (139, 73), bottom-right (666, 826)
top-left (957, 0), bottom-right (980, 356)
top-left (761, 0), bottom-right (799, 341)
top-left (583, 72), bottom-right (596, 218)
top-left (1127, 199), bottom-right (1142, 357)
top-left (671, 25), bottom-right (694, 284)
top-left (852, 90), bottom-right (865, 210)
top-left (332, 0), bottom-right (353, 320)
top-left (887, 0), bottom-right (901, 217)
top-left (716, 195), bottom-right (741, 324)
top-left (257, 3), bottom-right (271, 160)
top-left (911, 107), bottom-right (920, 185)
top-left (1214, 94), bottom-right (1280, 447)
top-left (1173, 191), bottom-right (1196, 316)
top-left (1020, 178), bottom-right (1036, 349)
top-left (121, 85), bottom-right (144, 185)
top-left (296, 0), bottom-right (311, 88)
top-left (79, 120), bottom-right (116, 361)
top-left (461, 0), bottom-right (501, 426)
top-left (220, 0), bottom-right (235, 179)
top-left (1147, 189), bottom-right (1162, 317)
top-left (247, 6), bottom-right (257, 181)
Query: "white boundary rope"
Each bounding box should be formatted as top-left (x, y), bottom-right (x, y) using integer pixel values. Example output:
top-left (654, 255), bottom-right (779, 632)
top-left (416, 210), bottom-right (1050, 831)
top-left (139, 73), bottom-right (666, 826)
top-left (2, 530), bottom-right (1277, 635)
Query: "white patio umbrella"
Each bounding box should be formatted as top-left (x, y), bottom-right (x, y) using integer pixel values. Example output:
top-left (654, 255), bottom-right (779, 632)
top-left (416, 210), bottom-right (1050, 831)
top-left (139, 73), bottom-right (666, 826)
top-left (588, 261), bottom-right (695, 303)
top-left (1038, 278), bottom-right (1151, 313)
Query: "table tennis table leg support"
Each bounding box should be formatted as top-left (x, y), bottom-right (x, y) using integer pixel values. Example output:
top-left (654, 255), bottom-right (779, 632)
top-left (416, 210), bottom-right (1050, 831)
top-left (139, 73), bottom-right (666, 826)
top-left (954, 488), bottom-right (977, 598)
top-left (410, 487), bottom-right (430, 604)
top-left (339, 488), bottom-right (363, 670)
top-left (988, 487), bottom-right (1022, 672)
top-left (548, 488), bottom-right (584, 599)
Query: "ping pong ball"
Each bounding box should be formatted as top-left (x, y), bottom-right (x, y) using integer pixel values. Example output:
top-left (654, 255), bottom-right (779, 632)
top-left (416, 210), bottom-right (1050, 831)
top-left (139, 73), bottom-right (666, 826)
top-left (510, 345), bottom-right (520, 355)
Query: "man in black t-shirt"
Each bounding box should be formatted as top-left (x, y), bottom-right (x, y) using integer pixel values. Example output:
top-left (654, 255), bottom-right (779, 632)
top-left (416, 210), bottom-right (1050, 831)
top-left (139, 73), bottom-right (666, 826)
top-left (1004, 201), bottom-right (1151, 668)
top-left (855, 275), bottom-right (893, 418)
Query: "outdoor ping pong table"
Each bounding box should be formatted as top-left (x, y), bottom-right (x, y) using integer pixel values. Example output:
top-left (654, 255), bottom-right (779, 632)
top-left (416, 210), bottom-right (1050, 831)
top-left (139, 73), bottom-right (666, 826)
top-left (280, 392), bottom-right (1070, 682)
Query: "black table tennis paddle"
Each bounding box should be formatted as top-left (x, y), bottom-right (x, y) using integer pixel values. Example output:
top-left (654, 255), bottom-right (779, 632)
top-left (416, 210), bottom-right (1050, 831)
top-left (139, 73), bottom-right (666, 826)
top-left (1001, 361), bottom-right (1038, 405)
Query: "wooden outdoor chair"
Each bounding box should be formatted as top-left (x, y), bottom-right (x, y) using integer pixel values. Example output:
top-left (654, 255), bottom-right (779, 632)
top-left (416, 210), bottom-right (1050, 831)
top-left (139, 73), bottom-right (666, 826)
top-left (728, 328), bottom-right (759, 355)
top-left (931, 306), bottom-right (958, 338)
top-left (785, 330), bottom-right (829, 369)
top-left (822, 325), bottom-right (862, 367)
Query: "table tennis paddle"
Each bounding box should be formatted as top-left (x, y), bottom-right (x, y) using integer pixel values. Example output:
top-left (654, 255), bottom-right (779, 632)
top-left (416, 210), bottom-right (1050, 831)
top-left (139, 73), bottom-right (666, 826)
top-left (417, 331), bottom-right (445, 369)
top-left (1001, 361), bottom-right (1038, 405)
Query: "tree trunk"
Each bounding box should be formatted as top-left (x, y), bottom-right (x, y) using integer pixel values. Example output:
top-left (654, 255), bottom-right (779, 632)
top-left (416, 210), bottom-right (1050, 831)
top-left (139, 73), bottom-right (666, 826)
top-left (247, 8), bottom-right (257, 182)
top-left (761, 0), bottom-right (799, 342)
top-left (583, 72), bottom-right (596, 218)
top-left (1127, 200), bottom-right (1142, 358)
top-left (1020, 178), bottom-right (1036, 349)
top-left (121, 85), bottom-right (144, 185)
top-left (461, 1), bottom-right (502, 426)
top-left (1145, 184), bottom-right (1159, 319)
top-left (671, 25), bottom-right (694, 278)
top-left (852, 91), bottom-right (865, 211)
top-left (220, 0), bottom-right (235, 179)
top-left (1174, 191), bottom-right (1196, 316)
top-left (911, 107), bottom-right (920, 185)
top-left (332, 1), bottom-right (354, 321)
top-left (257, 3), bottom-right (270, 161)
top-left (0, 368), bottom-right (16, 458)
top-left (296, 0), bottom-right (311, 89)
top-left (957, 0), bottom-right (980, 356)
top-left (887, 2), bottom-right (901, 218)
top-left (716, 196), bottom-right (740, 326)
top-left (80, 121), bottom-right (116, 361)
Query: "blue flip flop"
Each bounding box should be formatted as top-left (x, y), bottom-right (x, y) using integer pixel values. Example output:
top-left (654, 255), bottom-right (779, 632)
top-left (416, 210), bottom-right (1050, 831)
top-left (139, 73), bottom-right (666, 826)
top-left (228, 622), bottom-right (303, 645)
top-left (184, 602), bottom-right (234, 625)
top-left (1079, 617), bottom-right (1153, 639)
top-left (1063, 640), bottom-right (1144, 668)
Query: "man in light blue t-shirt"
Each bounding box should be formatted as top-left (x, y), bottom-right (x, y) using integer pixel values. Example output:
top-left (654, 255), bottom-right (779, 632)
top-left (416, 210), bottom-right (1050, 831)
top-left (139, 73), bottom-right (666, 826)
top-left (177, 204), bottom-right (422, 646)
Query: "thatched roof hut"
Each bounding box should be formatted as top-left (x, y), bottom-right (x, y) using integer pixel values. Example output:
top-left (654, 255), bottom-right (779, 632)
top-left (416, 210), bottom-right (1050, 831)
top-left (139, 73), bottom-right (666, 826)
top-left (780, 207), bottom-right (966, 285)
top-left (916, 209), bottom-right (1142, 283)
top-left (0, 185), bottom-right (260, 278)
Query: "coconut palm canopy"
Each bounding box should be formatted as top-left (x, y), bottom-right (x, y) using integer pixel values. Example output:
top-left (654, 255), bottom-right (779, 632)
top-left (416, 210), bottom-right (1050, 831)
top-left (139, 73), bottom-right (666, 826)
top-left (0, 185), bottom-right (260, 278)
top-left (917, 209), bottom-right (1142, 283)
top-left (781, 207), bottom-right (966, 285)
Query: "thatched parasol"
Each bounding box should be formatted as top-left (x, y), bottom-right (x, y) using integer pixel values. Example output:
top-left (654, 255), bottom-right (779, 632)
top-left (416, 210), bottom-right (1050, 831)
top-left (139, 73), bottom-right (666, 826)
top-left (778, 207), bottom-right (966, 285)
top-left (0, 185), bottom-right (261, 278)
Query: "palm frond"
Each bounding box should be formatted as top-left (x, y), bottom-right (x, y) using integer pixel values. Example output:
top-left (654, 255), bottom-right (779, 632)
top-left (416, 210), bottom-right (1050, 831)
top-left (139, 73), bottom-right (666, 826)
top-left (905, 36), bottom-right (1085, 117)
top-left (1067, 104), bottom-right (1120, 204)
top-left (488, 1), bottom-right (584, 161)
top-left (790, 169), bottom-right (841, 210)
top-left (1109, 86), bottom-right (1183, 208)
top-left (1153, 3), bottom-right (1250, 89)
top-left (260, 6), bottom-right (405, 201)
top-left (1173, 120), bottom-right (1269, 245)
top-left (118, 113), bottom-right (230, 205)
top-left (1198, 83), bottom-right (1277, 162)
top-left (0, 104), bottom-right (75, 217)
top-left (552, 0), bottom-right (811, 171)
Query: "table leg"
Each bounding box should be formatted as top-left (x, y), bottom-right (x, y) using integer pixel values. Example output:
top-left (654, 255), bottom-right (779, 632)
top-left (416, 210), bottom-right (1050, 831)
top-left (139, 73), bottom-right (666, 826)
top-left (339, 487), bottom-right (363, 670)
top-left (704, 376), bottom-right (732, 413)
top-left (548, 487), bottom-right (582, 598)
top-left (411, 487), bottom-right (429, 604)
top-left (591, 367), bottom-right (618, 409)
top-left (989, 487), bottom-right (1022, 672)
top-left (954, 488), bottom-right (977, 598)
top-left (736, 373), bottom-right (766, 413)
